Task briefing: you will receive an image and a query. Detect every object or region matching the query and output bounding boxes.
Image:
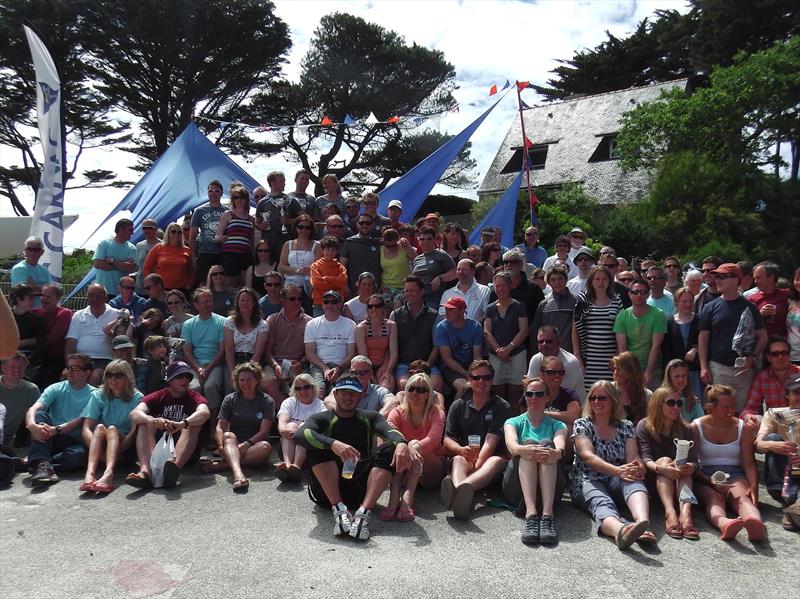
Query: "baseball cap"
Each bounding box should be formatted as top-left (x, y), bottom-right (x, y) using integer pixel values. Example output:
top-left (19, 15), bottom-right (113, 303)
top-left (334, 377), bottom-right (363, 393)
top-left (112, 335), bottom-right (135, 350)
top-left (785, 373), bottom-right (800, 392)
top-left (323, 290), bottom-right (342, 302)
top-left (142, 218), bottom-right (158, 229)
top-left (424, 213), bottom-right (440, 221)
top-left (165, 361), bottom-right (193, 382)
top-left (387, 200), bottom-right (403, 210)
top-left (480, 227), bottom-right (496, 236)
top-left (569, 227), bottom-right (586, 237)
top-left (443, 296), bottom-right (467, 310)
top-left (711, 263), bottom-right (742, 279)
top-left (574, 249), bottom-right (595, 261)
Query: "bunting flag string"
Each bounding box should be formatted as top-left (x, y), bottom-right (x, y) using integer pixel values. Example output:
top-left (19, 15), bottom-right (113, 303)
top-left (194, 110), bottom-right (440, 132)
top-left (488, 79), bottom-right (534, 96)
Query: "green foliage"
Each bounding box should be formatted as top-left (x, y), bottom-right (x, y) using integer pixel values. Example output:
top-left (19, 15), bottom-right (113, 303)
top-left (62, 249), bottom-right (94, 285)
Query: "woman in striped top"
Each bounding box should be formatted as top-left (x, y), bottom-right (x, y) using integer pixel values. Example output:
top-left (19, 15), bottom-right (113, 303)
top-left (572, 265), bottom-right (622, 392)
top-left (216, 184), bottom-right (255, 288)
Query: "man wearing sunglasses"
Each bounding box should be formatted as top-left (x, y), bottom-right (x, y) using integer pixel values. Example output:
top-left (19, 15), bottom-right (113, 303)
top-left (412, 226), bottom-right (457, 310)
top-left (526, 325), bottom-right (586, 403)
top-left (255, 171), bottom-right (303, 253)
top-left (645, 265), bottom-right (674, 318)
top-left (360, 192), bottom-right (391, 237)
top-left (109, 275), bottom-right (147, 322)
top-left (127, 361), bottom-right (210, 489)
top-left (304, 290), bottom-right (357, 398)
top-left (699, 263), bottom-right (767, 412)
top-left (694, 255), bottom-right (723, 314)
top-left (741, 336), bottom-right (799, 427)
top-left (515, 225), bottom-right (547, 269)
top-left (343, 213), bottom-right (382, 293)
top-left (25, 354), bottom-right (95, 485)
top-left (10, 236), bottom-right (51, 308)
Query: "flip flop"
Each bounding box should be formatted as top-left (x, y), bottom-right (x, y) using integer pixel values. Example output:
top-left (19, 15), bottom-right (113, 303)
top-left (380, 505), bottom-right (400, 521)
top-left (92, 481), bottom-right (114, 494)
top-left (720, 517), bottom-right (744, 540)
top-left (397, 507), bottom-right (416, 522)
top-left (233, 478), bottom-right (249, 493)
top-left (637, 530), bottom-right (658, 544)
top-left (665, 523), bottom-right (684, 539)
top-left (125, 471), bottom-right (152, 489)
top-left (682, 525), bottom-right (700, 540)
top-left (742, 517), bottom-right (766, 542)
top-left (79, 481), bottom-right (96, 493)
top-left (616, 520), bottom-right (649, 550)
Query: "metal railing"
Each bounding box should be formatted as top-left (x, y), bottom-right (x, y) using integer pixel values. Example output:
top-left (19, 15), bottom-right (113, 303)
top-left (0, 281), bottom-right (88, 311)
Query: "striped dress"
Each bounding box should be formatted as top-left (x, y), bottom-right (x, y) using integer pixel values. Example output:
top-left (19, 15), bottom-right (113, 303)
top-left (222, 212), bottom-right (254, 254)
top-left (574, 292), bottom-right (622, 392)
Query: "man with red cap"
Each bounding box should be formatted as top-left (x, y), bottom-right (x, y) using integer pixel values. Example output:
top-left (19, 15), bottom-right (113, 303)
top-left (434, 296), bottom-right (484, 397)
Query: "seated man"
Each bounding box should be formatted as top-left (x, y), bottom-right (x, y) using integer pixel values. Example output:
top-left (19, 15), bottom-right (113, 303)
top-left (440, 360), bottom-right (512, 519)
top-left (296, 373), bottom-right (411, 540)
top-left (434, 296), bottom-right (484, 397)
top-left (25, 354), bottom-right (95, 485)
top-left (0, 352), bottom-right (41, 447)
top-left (324, 355), bottom-right (396, 416)
top-left (181, 288), bottom-right (225, 418)
top-left (304, 290), bottom-right (357, 398)
top-left (65, 283), bottom-right (119, 386)
top-left (754, 373), bottom-right (800, 531)
top-left (126, 362), bottom-right (210, 489)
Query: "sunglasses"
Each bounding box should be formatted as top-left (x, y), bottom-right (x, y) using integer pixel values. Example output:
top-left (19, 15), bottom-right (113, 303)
top-left (533, 275), bottom-right (545, 281)
top-left (469, 374), bottom-right (492, 381)
top-left (619, 277), bottom-right (635, 283)
top-left (646, 275), bottom-right (665, 281)
top-left (358, 221), bottom-right (373, 226)
top-left (329, 224), bottom-right (344, 228)
top-left (296, 225), bottom-right (312, 230)
top-left (66, 365), bottom-right (89, 372)
top-left (143, 285), bottom-right (156, 290)
top-left (323, 298), bottom-right (340, 305)
top-left (25, 246), bottom-right (43, 252)
top-left (602, 263), bottom-right (618, 269)
top-left (768, 350), bottom-right (790, 357)
top-left (295, 384), bottom-right (313, 391)
top-left (629, 290), bottom-right (648, 296)
top-left (542, 369), bottom-right (566, 376)
top-left (120, 285), bottom-right (135, 290)
top-left (537, 339), bottom-right (556, 345)
top-left (525, 232), bottom-right (538, 237)
top-left (142, 225), bottom-right (156, 230)
top-left (502, 259), bottom-right (521, 265)
top-left (418, 236), bottom-right (434, 242)
top-left (367, 304), bottom-right (384, 309)
top-left (524, 390), bottom-right (547, 398)
top-left (700, 268), bottom-right (716, 274)
top-left (257, 248), bottom-right (271, 253)
top-left (105, 371), bottom-right (127, 380)
top-left (407, 386), bottom-right (429, 394)
top-left (665, 264), bottom-right (679, 269)
top-left (665, 399), bottom-right (684, 408)
top-left (285, 296), bottom-right (302, 302)
top-left (169, 230), bottom-right (181, 235)
top-left (589, 395), bottom-right (610, 402)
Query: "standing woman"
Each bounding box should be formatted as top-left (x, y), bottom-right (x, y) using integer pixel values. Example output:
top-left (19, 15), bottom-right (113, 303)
top-left (315, 173), bottom-right (345, 215)
top-left (79, 360), bottom-right (142, 494)
top-left (484, 271), bottom-right (528, 406)
top-left (206, 265), bottom-right (236, 317)
top-left (611, 352), bottom-right (652, 424)
top-left (278, 213), bottom-right (320, 315)
top-left (662, 287), bottom-right (702, 400)
top-left (202, 362), bottom-right (274, 492)
top-left (380, 228), bottom-right (416, 310)
top-left (572, 266), bottom-right (622, 391)
top-left (385, 373), bottom-right (446, 521)
top-left (571, 380), bottom-right (654, 549)
top-left (355, 294), bottom-right (398, 390)
top-left (690, 384), bottom-right (765, 541)
top-left (143, 222), bottom-right (194, 294)
top-left (663, 257), bottom-right (683, 295)
top-left (683, 269), bottom-right (704, 298)
top-left (481, 242), bottom-right (503, 272)
top-left (216, 185), bottom-right (256, 289)
top-left (442, 223), bottom-right (467, 264)
top-left (636, 386), bottom-right (700, 539)
top-left (787, 267), bottom-right (800, 365)
top-left (245, 240), bottom-right (276, 298)
top-left (223, 288), bottom-right (267, 393)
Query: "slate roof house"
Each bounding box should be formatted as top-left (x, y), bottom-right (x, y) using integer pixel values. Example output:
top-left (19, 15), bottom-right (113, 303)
top-left (477, 79), bottom-right (689, 204)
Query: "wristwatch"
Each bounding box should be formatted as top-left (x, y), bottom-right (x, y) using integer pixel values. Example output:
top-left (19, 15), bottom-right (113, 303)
top-left (55, 425), bottom-right (63, 435)
top-left (182, 419), bottom-right (189, 429)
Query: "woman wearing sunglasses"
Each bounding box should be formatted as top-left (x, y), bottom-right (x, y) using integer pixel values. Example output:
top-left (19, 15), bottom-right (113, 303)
top-left (79, 360), bottom-right (142, 494)
top-left (503, 378), bottom-right (568, 544)
top-left (245, 240), bottom-right (277, 297)
top-left (142, 222), bottom-right (195, 294)
top-left (571, 380), bottom-right (654, 550)
top-left (636, 386), bottom-right (700, 539)
top-left (275, 374), bottom-right (326, 483)
top-left (206, 266), bottom-right (235, 317)
top-left (215, 184), bottom-right (256, 289)
top-left (384, 373), bottom-right (445, 522)
top-left (278, 213), bottom-right (320, 315)
top-left (355, 294), bottom-right (398, 391)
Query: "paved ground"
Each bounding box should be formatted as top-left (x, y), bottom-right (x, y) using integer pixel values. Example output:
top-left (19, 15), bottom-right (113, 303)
top-left (1, 458), bottom-right (796, 599)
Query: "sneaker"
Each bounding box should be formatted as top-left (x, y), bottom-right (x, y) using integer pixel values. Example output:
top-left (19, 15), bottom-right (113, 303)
top-left (539, 515), bottom-right (558, 544)
top-left (332, 504), bottom-right (352, 536)
top-left (440, 475), bottom-right (455, 509)
top-left (521, 515), bottom-right (540, 545)
top-left (350, 507), bottom-right (371, 541)
top-left (31, 461), bottom-right (59, 486)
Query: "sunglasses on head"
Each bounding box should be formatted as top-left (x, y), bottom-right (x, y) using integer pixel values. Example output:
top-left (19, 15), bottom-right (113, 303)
top-left (469, 374), bottom-right (492, 381)
top-left (665, 399), bottom-right (684, 408)
top-left (524, 390), bottom-right (547, 398)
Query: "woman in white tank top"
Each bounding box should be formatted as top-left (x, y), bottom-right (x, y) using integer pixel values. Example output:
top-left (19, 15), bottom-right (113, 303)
top-left (689, 384), bottom-right (765, 542)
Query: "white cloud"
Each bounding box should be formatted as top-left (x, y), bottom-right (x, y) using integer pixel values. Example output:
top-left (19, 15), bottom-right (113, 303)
top-left (1, 0), bottom-right (689, 251)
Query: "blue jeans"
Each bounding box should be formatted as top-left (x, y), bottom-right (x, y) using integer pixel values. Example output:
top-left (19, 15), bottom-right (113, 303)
top-left (27, 411), bottom-right (87, 472)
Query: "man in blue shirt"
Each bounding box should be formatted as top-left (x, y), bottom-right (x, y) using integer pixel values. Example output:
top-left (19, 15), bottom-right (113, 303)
top-left (515, 225), bottom-right (547, 269)
top-left (434, 296), bottom-right (484, 397)
top-left (93, 218), bottom-right (137, 296)
top-left (10, 236), bottom-right (51, 308)
top-left (181, 288), bottom-right (225, 415)
top-left (25, 353), bottom-right (95, 485)
top-left (108, 276), bottom-right (148, 322)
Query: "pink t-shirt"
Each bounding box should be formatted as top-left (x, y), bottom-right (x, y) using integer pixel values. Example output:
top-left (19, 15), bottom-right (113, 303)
top-left (387, 406), bottom-right (445, 453)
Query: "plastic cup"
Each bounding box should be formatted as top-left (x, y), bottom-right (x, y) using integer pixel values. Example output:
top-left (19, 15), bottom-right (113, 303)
top-left (711, 471), bottom-right (729, 484)
top-left (341, 458), bottom-right (357, 479)
top-left (468, 434), bottom-right (481, 448)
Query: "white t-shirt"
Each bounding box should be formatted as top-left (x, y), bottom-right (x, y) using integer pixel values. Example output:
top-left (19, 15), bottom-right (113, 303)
top-left (438, 280), bottom-right (491, 321)
top-left (527, 348), bottom-right (586, 402)
top-left (66, 304), bottom-right (120, 359)
top-left (567, 274), bottom-right (588, 297)
top-left (303, 315), bottom-right (356, 365)
top-left (345, 297), bottom-right (368, 323)
top-left (277, 396), bottom-right (327, 424)
top-left (543, 254), bottom-right (578, 279)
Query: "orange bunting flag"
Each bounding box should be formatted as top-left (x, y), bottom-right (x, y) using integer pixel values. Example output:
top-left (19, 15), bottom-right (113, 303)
top-left (489, 84), bottom-right (498, 96)
top-left (387, 116), bottom-right (400, 123)
top-left (516, 81), bottom-right (529, 90)
top-left (321, 116), bottom-right (333, 126)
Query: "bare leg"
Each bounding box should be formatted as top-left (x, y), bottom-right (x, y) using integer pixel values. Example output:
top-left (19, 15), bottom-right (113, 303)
top-left (727, 481), bottom-right (763, 521)
top-left (430, 374), bottom-right (444, 394)
top-left (450, 455), bottom-right (476, 486)
top-left (600, 516), bottom-right (626, 539)
top-left (311, 461), bottom-right (343, 506)
top-left (96, 426), bottom-right (121, 485)
top-left (518, 457), bottom-right (539, 517)
top-left (361, 467), bottom-right (392, 510)
top-left (401, 471), bottom-right (421, 510)
top-left (222, 432), bottom-right (246, 482)
top-left (292, 445), bottom-right (307, 468)
top-left (654, 457), bottom-right (679, 528)
top-left (419, 454), bottom-right (445, 489)
top-left (678, 477), bottom-right (696, 530)
top-left (385, 472), bottom-right (403, 510)
top-left (241, 441), bottom-right (271, 466)
top-left (135, 422), bottom-right (158, 476)
top-left (462, 456), bottom-right (507, 491)
top-left (173, 425), bottom-right (201, 469)
top-left (695, 483), bottom-right (736, 531)
top-left (626, 489), bottom-right (650, 524)
top-left (539, 462), bottom-right (558, 517)
top-left (84, 424), bottom-right (107, 484)
top-left (281, 437), bottom-right (295, 466)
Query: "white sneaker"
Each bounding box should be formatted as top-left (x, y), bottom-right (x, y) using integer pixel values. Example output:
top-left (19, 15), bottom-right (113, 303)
top-left (349, 507), bottom-right (371, 540)
top-left (332, 504), bottom-right (352, 536)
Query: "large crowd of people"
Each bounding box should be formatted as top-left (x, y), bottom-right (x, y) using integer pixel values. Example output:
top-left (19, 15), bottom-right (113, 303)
top-left (2, 172), bottom-right (799, 546)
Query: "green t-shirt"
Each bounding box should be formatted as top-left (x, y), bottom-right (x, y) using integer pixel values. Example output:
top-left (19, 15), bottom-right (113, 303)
top-left (612, 306), bottom-right (667, 368)
top-left (94, 238), bottom-right (137, 293)
top-left (505, 413), bottom-right (566, 444)
top-left (39, 381), bottom-right (95, 427)
top-left (81, 388), bottom-right (144, 434)
top-left (0, 378), bottom-right (40, 444)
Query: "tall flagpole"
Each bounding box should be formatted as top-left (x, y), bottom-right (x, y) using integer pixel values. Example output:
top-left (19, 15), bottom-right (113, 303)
top-left (515, 82), bottom-right (537, 225)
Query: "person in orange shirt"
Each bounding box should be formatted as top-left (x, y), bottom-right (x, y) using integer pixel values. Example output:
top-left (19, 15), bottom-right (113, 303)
top-left (142, 222), bottom-right (195, 291)
top-left (310, 236), bottom-right (348, 316)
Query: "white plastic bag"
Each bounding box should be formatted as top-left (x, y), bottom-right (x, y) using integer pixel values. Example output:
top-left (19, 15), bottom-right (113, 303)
top-left (150, 432), bottom-right (175, 488)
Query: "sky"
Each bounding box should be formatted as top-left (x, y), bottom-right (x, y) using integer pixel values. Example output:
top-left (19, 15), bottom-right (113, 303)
top-left (0, 0), bottom-right (691, 251)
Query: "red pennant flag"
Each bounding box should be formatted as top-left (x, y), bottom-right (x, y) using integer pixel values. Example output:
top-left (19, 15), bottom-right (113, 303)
top-left (516, 81), bottom-right (529, 90)
top-left (321, 116), bottom-right (333, 126)
top-left (524, 136), bottom-right (534, 149)
top-left (529, 190), bottom-right (540, 208)
top-left (489, 84), bottom-right (498, 96)
top-left (387, 116), bottom-right (400, 123)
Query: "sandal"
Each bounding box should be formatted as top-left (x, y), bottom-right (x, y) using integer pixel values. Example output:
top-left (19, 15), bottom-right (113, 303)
top-left (233, 478), bottom-right (249, 493)
top-left (92, 481), bottom-right (114, 494)
top-left (274, 462), bottom-right (289, 483)
top-left (682, 525), bottom-right (700, 540)
top-left (720, 517), bottom-right (744, 540)
top-left (79, 481), bottom-right (96, 493)
top-left (397, 507), bottom-right (416, 522)
top-left (616, 520), bottom-right (649, 550)
top-left (287, 465), bottom-right (303, 483)
top-left (125, 471), bottom-right (152, 489)
top-left (665, 523), bottom-right (683, 539)
top-left (380, 505), bottom-right (400, 521)
top-left (198, 460), bottom-right (218, 475)
top-left (742, 517), bottom-right (766, 542)
top-left (637, 530), bottom-right (658, 544)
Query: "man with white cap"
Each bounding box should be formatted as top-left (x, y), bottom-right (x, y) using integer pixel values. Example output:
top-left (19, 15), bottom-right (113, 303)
top-left (566, 227), bottom-right (591, 261)
top-left (386, 199), bottom-right (407, 230)
top-left (297, 371), bottom-right (411, 540)
top-left (126, 361), bottom-right (210, 489)
top-left (567, 249), bottom-right (595, 296)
